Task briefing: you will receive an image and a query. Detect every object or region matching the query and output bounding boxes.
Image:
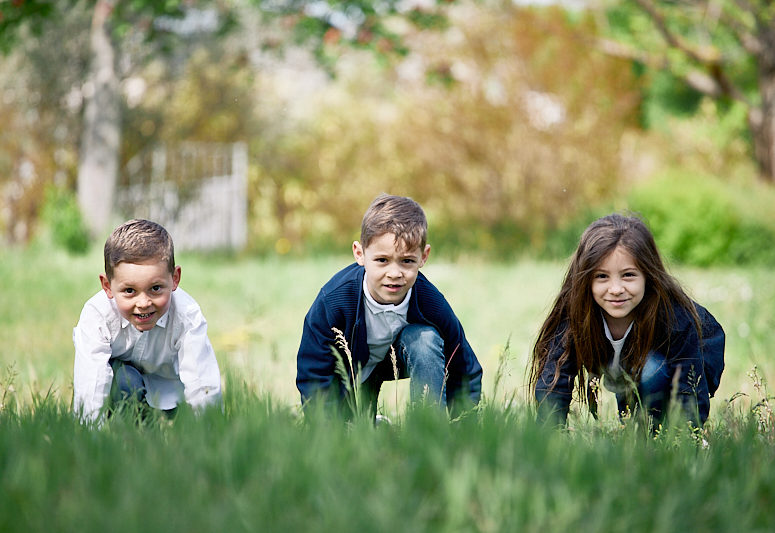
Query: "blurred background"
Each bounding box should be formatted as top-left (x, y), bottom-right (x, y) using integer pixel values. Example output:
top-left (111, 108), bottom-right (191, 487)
top-left (2, 0), bottom-right (774, 262)
top-left (1, 0), bottom-right (774, 412)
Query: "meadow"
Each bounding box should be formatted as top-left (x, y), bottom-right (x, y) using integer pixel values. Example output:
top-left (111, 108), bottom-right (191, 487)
top-left (1, 242), bottom-right (774, 532)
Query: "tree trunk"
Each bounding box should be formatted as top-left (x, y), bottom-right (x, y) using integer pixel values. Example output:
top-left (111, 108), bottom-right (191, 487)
top-left (77, 1), bottom-right (121, 237)
top-left (751, 43), bottom-right (775, 183)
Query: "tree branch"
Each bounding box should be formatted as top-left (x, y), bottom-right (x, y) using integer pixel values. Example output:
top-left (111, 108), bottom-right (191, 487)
top-left (633, 0), bottom-right (749, 104)
top-left (721, 0), bottom-right (763, 55)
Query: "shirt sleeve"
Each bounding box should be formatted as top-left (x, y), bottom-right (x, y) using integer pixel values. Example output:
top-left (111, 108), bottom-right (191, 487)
top-left (296, 293), bottom-right (340, 406)
top-left (663, 315), bottom-right (711, 425)
top-left (72, 301), bottom-right (115, 422)
top-left (177, 304), bottom-right (222, 412)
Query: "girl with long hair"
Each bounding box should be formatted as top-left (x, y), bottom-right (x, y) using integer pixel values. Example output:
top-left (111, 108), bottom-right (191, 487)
top-left (529, 214), bottom-right (725, 427)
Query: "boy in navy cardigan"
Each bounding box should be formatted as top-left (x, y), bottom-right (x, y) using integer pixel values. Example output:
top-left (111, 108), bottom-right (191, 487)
top-left (296, 194), bottom-right (482, 417)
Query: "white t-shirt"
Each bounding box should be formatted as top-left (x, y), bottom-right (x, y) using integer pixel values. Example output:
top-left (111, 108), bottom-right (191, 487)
top-left (72, 287), bottom-right (222, 421)
top-left (600, 319), bottom-right (634, 394)
top-left (359, 275), bottom-right (410, 382)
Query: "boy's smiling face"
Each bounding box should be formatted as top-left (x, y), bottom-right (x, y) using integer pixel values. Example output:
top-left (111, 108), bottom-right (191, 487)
top-left (100, 259), bottom-right (181, 332)
top-left (353, 232), bottom-right (430, 305)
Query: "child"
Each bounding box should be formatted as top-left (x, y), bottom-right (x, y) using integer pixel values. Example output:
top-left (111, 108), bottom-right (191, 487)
top-left (73, 219), bottom-right (222, 422)
top-left (296, 194), bottom-right (483, 417)
top-left (529, 213), bottom-right (725, 427)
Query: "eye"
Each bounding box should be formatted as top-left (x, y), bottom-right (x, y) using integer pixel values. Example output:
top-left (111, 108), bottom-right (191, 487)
top-left (151, 285), bottom-right (162, 292)
top-left (374, 257), bottom-right (388, 263)
top-left (123, 288), bottom-right (136, 295)
top-left (402, 258), bottom-right (416, 264)
top-left (593, 273), bottom-right (607, 280)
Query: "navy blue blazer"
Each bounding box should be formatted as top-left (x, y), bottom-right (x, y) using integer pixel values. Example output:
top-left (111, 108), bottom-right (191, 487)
top-left (296, 263), bottom-right (483, 411)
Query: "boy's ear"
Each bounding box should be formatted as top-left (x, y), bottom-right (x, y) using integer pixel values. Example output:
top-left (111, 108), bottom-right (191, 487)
top-left (419, 244), bottom-right (431, 267)
top-left (172, 266), bottom-right (181, 290)
top-left (99, 274), bottom-right (113, 299)
top-left (353, 241), bottom-right (365, 265)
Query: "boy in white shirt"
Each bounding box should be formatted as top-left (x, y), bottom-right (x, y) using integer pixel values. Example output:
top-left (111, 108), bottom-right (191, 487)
top-left (73, 219), bottom-right (222, 422)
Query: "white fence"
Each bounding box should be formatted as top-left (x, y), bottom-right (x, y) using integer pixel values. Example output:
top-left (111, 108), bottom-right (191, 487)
top-left (117, 142), bottom-right (248, 251)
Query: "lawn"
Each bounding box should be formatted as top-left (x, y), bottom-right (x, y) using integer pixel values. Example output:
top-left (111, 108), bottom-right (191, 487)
top-left (2, 242), bottom-right (772, 419)
top-left (1, 243), bottom-right (774, 533)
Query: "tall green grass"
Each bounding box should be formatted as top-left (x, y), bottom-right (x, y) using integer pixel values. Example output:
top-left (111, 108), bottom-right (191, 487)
top-left (0, 379), bottom-right (773, 533)
top-left (2, 244), bottom-right (775, 531)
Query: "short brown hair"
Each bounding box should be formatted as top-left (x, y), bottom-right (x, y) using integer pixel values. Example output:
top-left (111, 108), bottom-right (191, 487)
top-left (360, 194), bottom-right (427, 251)
top-left (104, 219), bottom-right (175, 280)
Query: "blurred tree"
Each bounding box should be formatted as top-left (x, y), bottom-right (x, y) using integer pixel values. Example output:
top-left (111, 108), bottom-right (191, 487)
top-left (0, 0), bottom-right (225, 237)
top-left (598, 0), bottom-right (775, 183)
top-left (0, 1), bottom-right (90, 242)
top-left (0, 0), bottom-right (454, 239)
top-left (243, 1), bottom-right (640, 255)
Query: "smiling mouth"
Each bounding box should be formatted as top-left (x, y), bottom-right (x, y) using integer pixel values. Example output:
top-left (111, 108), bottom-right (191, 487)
top-left (135, 312), bottom-right (154, 320)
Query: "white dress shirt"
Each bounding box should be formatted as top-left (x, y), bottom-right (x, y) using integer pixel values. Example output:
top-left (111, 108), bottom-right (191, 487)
top-left (73, 287), bottom-right (222, 421)
top-left (360, 275), bottom-right (410, 382)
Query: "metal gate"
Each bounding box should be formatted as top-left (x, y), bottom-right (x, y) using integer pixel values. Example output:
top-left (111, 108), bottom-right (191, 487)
top-left (118, 141), bottom-right (248, 251)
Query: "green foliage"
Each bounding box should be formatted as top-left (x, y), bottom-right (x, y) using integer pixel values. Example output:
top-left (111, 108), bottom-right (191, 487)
top-left (641, 70), bottom-right (703, 129)
top-left (627, 173), bottom-right (775, 266)
top-left (601, 0), bottom-right (767, 173)
top-left (39, 186), bottom-right (91, 255)
top-left (243, 3), bottom-right (640, 257)
top-left (539, 206), bottom-right (613, 260)
top-left (0, 0), bottom-right (60, 54)
top-left (1, 386), bottom-right (775, 532)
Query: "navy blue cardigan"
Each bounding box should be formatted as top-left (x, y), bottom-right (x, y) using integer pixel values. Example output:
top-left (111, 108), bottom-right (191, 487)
top-left (296, 263), bottom-right (483, 411)
top-left (536, 301), bottom-right (725, 425)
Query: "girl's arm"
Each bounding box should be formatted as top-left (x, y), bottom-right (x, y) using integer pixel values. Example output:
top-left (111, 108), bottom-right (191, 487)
top-left (664, 306), bottom-right (712, 425)
top-left (535, 329), bottom-right (577, 426)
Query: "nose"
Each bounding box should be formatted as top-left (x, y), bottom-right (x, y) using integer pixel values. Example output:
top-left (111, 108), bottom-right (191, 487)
top-left (608, 281), bottom-right (624, 295)
top-left (387, 264), bottom-right (402, 278)
top-left (137, 293), bottom-right (153, 309)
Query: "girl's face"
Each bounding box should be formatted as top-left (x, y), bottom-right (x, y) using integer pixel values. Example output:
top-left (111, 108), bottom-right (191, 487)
top-left (591, 246), bottom-right (645, 335)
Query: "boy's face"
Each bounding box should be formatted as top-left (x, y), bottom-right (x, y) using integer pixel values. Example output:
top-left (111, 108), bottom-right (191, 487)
top-left (100, 259), bottom-right (181, 332)
top-left (353, 232), bottom-right (430, 305)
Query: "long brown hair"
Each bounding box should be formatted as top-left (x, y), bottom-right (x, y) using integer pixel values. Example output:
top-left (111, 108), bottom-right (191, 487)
top-left (528, 214), bottom-right (699, 404)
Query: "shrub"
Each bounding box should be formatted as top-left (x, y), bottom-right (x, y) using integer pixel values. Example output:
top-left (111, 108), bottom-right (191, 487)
top-left (39, 186), bottom-right (91, 255)
top-left (627, 172), bottom-right (775, 266)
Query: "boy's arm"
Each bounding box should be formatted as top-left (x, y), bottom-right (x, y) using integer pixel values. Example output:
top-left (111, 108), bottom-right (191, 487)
top-left (177, 304), bottom-right (222, 412)
top-left (72, 303), bottom-right (115, 422)
top-left (447, 328), bottom-right (482, 407)
top-left (421, 290), bottom-right (482, 410)
top-left (296, 295), bottom-right (340, 407)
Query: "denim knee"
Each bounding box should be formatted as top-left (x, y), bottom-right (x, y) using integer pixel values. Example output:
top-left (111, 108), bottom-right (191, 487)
top-left (639, 352), bottom-right (670, 397)
top-left (398, 325), bottom-right (445, 405)
top-left (399, 325), bottom-right (444, 365)
top-left (110, 360), bottom-right (146, 404)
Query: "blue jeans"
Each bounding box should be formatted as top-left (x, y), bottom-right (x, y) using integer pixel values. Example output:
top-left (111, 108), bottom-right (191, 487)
top-left (616, 352), bottom-right (671, 421)
top-left (110, 360), bottom-right (147, 405)
top-left (363, 324), bottom-right (446, 414)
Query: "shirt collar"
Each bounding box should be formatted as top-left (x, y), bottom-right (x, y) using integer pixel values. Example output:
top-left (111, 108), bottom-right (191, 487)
top-left (362, 275), bottom-right (411, 315)
top-left (603, 317), bottom-right (633, 344)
